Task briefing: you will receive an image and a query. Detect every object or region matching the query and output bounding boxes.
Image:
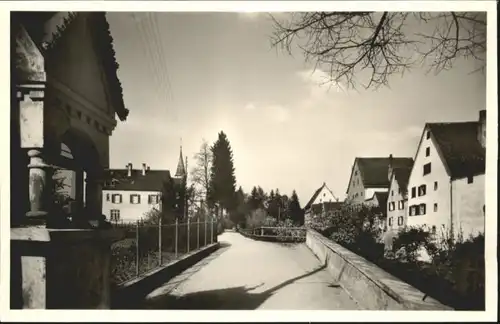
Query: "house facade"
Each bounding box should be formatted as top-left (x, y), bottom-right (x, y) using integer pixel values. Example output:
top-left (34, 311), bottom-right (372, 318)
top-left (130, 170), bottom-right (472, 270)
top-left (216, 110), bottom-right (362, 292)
top-left (345, 157), bottom-right (413, 205)
top-left (386, 167), bottom-right (412, 233)
top-left (406, 110), bottom-right (486, 240)
top-left (303, 182), bottom-right (339, 224)
top-left (102, 146), bottom-right (187, 223)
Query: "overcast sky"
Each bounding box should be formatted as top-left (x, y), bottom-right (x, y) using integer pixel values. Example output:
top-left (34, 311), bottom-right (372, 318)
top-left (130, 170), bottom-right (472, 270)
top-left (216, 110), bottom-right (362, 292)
top-left (106, 12), bottom-right (486, 205)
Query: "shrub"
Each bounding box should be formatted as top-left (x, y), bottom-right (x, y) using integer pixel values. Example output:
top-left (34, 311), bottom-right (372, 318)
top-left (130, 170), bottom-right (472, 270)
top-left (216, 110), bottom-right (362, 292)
top-left (245, 208), bottom-right (268, 228)
top-left (392, 226), bottom-right (433, 263)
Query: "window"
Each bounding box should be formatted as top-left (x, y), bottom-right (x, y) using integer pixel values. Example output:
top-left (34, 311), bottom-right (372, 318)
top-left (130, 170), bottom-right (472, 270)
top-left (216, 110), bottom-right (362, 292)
top-left (111, 194), bottom-right (122, 204)
top-left (419, 203), bottom-right (426, 215)
top-left (388, 202), bottom-right (395, 211)
top-left (398, 200), bottom-right (404, 210)
top-left (388, 217), bottom-right (393, 226)
top-left (418, 185), bottom-right (427, 197)
top-left (106, 193), bottom-right (110, 202)
top-left (398, 187), bottom-right (402, 194)
top-left (434, 181), bottom-right (438, 191)
top-left (467, 176), bottom-right (474, 184)
top-left (110, 209), bottom-right (120, 222)
top-left (434, 203), bottom-right (438, 212)
top-left (391, 190), bottom-right (394, 196)
top-left (425, 147), bottom-right (430, 156)
top-left (426, 131), bottom-right (431, 139)
top-left (423, 163), bottom-right (431, 175)
top-left (409, 205), bottom-right (416, 216)
top-left (397, 216), bottom-right (404, 226)
top-left (148, 194), bottom-right (159, 204)
top-left (411, 187), bottom-right (416, 198)
top-left (130, 194), bottom-right (141, 204)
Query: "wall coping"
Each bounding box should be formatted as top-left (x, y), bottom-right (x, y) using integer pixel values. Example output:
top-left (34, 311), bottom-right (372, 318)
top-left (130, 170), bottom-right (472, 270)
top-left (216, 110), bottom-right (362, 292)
top-left (118, 243), bottom-right (220, 289)
top-left (307, 228), bottom-right (453, 310)
top-left (11, 227), bottom-right (126, 243)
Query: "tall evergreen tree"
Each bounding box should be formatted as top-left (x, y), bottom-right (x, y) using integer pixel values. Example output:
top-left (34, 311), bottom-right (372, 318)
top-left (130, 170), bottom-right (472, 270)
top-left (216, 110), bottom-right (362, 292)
top-left (232, 186), bottom-right (248, 226)
top-left (288, 190), bottom-right (304, 225)
top-left (248, 186), bottom-right (260, 210)
top-left (208, 131), bottom-right (237, 216)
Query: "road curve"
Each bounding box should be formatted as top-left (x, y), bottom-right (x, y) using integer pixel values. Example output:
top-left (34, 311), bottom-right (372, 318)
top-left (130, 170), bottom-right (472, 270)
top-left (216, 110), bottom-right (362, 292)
top-left (143, 231), bottom-right (360, 310)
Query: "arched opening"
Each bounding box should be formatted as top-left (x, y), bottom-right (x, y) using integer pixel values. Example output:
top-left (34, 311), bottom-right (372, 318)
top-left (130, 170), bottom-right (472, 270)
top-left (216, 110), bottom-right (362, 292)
top-left (50, 128), bottom-right (103, 226)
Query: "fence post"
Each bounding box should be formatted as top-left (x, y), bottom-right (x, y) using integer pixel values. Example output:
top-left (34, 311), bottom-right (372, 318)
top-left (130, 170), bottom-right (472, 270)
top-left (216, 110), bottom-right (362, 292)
top-left (175, 218), bottom-right (178, 259)
top-left (158, 216), bottom-right (162, 265)
top-left (210, 217), bottom-right (214, 244)
top-left (197, 218), bottom-right (200, 250)
top-left (135, 220), bottom-right (139, 277)
top-left (204, 216), bottom-right (207, 246)
top-left (187, 216), bottom-right (190, 253)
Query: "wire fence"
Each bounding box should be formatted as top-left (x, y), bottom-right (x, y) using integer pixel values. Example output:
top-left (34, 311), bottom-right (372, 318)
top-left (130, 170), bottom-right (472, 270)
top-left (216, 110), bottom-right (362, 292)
top-left (110, 218), bottom-right (218, 285)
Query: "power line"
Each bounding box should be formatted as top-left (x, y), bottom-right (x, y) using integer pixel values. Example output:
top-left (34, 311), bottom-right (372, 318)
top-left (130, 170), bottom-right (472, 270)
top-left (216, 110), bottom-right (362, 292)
top-left (130, 13), bottom-right (166, 105)
top-left (149, 12), bottom-right (174, 102)
top-left (129, 13), bottom-right (174, 113)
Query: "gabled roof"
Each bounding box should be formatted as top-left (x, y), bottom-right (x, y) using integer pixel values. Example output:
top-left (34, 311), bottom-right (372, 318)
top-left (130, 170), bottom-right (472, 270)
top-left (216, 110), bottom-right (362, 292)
top-left (14, 12), bottom-right (128, 121)
top-left (427, 122), bottom-right (485, 179)
top-left (103, 169), bottom-right (175, 191)
top-left (390, 167), bottom-right (413, 195)
top-left (355, 157), bottom-right (414, 188)
top-left (373, 191), bottom-right (389, 208)
top-left (304, 182), bottom-right (338, 210)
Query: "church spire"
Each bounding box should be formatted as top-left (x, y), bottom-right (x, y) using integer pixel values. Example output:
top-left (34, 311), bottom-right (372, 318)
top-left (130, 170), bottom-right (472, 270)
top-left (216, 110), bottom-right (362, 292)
top-left (175, 140), bottom-right (186, 178)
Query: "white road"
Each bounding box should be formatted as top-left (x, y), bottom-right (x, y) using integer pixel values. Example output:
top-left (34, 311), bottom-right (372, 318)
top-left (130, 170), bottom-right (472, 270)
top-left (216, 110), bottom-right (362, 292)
top-left (143, 231), bottom-right (360, 310)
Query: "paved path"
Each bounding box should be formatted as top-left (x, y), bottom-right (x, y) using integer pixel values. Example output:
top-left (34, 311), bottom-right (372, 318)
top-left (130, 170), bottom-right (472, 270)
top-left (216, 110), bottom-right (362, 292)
top-left (142, 232), bottom-right (360, 310)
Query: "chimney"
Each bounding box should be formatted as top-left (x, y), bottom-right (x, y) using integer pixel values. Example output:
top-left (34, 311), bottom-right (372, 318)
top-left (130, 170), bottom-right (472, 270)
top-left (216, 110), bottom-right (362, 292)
top-left (127, 162), bottom-right (132, 177)
top-left (478, 110), bottom-right (486, 148)
top-left (142, 163), bottom-right (147, 176)
top-left (388, 154), bottom-right (394, 182)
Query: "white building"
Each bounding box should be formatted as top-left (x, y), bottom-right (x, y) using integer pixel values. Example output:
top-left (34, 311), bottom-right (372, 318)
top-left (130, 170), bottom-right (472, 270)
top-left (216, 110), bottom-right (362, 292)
top-left (406, 110), bottom-right (486, 240)
top-left (303, 182), bottom-right (340, 224)
top-left (102, 146), bottom-right (187, 224)
top-left (386, 166), bottom-right (412, 233)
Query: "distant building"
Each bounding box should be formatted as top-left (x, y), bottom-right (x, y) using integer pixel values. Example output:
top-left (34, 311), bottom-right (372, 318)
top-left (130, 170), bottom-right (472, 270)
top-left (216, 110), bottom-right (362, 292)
top-left (304, 182), bottom-right (340, 225)
top-left (102, 146), bottom-right (187, 224)
top-left (345, 156), bottom-right (414, 205)
top-left (386, 165), bottom-right (413, 233)
top-left (406, 110), bottom-right (486, 240)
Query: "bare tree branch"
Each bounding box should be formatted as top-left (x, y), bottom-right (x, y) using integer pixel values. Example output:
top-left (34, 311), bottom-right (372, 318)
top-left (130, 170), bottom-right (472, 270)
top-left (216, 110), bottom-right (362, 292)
top-left (270, 11), bottom-right (486, 90)
top-left (190, 139), bottom-right (213, 203)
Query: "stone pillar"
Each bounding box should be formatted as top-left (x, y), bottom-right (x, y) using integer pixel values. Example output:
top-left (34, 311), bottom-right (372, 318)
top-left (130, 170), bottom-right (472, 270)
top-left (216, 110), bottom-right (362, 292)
top-left (85, 170), bottom-right (104, 221)
top-left (74, 170), bottom-right (85, 211)
top-left (25, 149), bottom-right (54, 223)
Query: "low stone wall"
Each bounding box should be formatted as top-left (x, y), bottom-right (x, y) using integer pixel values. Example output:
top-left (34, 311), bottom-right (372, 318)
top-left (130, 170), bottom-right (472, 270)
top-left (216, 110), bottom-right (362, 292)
top-left (305, 229), bottom-right (453, 310)
top-left (112, 242), bottom-right (220, 308)
top-left (237, 228), bottom-right (306, 243)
